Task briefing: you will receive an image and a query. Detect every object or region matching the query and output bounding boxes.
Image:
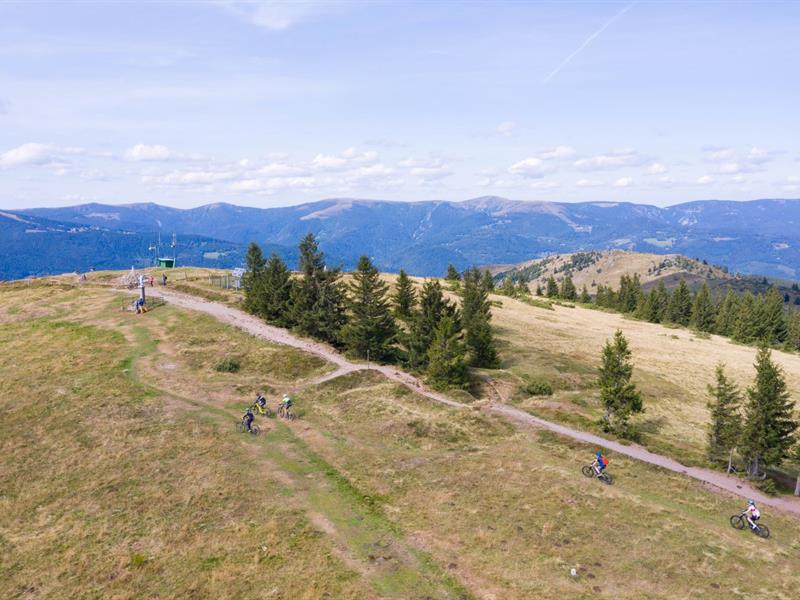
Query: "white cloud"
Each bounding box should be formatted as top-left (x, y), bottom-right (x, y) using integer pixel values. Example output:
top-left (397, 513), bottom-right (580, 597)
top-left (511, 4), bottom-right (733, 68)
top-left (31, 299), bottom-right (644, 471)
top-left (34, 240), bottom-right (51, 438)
top-left (614, 177), bottom-right (633, 187)
top-left (509, 157), bottom-right (548, 178)
top-left (310, 153), bottom-right (347, 170)
top-left (645, 162), bottom-right (667, 175)
top-left (703, 146), bottom-right (735, 161)
top-left (747, 146), bottom-right (774, 165)
top-left (696, 175), bottom-right (714, 185)
top-left (574, 149), bottom-right (644, 171)
top-left (410, 166), bottom-right (452, 181)
top-left (124, 144), bottom-right (174, 161)
top-left (539, 145), bottom-right (576, 160)
top-left (0, 142), bottom-right (83, 169)
top-left (142, 170), bottom-right (237, 186)
top-left (529, 181), bottom-right (559, 190)
top-left (657, 175), bottom-right (675, 185)
top-left (495, 121), bottom-right (516, 137)
top-left (718, 162), bottom-right (745, 174)
top-left (576, 178), bottom-right (603, 188)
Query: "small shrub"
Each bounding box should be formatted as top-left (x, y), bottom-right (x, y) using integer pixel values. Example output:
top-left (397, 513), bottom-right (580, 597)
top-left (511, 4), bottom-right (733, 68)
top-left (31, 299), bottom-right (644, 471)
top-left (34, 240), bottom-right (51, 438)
top-left (757, 478), bottom-right (778, 496)
top-left (214, 356), bottom-right (241, 373)
top-left (524, 377), bottom-right (553, 396)
top-left (129, 553), bottom-right (149, 569)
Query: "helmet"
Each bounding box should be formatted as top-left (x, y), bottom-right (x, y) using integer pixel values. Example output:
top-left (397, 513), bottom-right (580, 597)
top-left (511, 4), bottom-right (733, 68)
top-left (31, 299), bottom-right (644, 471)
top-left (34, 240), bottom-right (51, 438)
top-left (596, 451), bottom-right (602, 458)
top-left (748, 499), bottom-right (755, 505)
top-left (283, 394), bottom-right (289, 400)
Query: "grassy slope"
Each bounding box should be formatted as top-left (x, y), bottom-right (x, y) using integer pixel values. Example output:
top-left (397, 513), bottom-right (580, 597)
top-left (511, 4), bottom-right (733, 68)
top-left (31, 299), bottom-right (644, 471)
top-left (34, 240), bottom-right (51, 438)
top-left (2, 278), bottom-right (800, 599)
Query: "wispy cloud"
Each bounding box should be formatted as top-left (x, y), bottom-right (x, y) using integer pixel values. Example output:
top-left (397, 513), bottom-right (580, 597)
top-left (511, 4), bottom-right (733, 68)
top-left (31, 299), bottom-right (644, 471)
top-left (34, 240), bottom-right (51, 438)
top-left (543, 2), bottom-right (636, 84)
top-left (216, 1), bottom-right (344, 31)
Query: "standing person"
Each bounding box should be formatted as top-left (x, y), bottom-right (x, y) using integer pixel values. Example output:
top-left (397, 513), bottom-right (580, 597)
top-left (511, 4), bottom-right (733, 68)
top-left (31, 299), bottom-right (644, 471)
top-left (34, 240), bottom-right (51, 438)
top-left (161, 274), bottom-right (168, 286)
top-left (149, 275), bottom-right (154, 286)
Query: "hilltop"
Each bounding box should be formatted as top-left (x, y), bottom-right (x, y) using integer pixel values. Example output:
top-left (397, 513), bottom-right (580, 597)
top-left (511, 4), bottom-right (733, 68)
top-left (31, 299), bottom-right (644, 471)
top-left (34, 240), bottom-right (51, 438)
top-left (4, 196), bottom-right (800, 279)
top-left (2, 269), bottom-right (799, 599)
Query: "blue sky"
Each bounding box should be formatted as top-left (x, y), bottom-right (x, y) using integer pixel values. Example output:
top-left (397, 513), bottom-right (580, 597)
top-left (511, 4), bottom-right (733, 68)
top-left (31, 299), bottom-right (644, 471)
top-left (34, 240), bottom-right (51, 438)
top-left (1, 0), bottom-right (799, 209)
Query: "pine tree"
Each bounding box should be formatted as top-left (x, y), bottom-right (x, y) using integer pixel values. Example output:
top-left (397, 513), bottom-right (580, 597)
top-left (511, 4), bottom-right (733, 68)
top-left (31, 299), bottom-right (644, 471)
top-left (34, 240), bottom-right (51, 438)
top-left (667, 279), bottom-right (692, 325)
top-left (579, 285), bottom-right (591, 304)
top-left (481, 269), bottom-right (495, 292)
top-left (634, 290), bottom-right (654, 321)
top-left (461, 267), bottom-right (498, 368)
top-left (290, 233), bottom-right (347, 345)
top-left (545, 276), bottom-right (559, 298)
top-left (560, 276), bottom-right (577, 300)
top-left (259, 252), bottom-right (293, 325)
top-left (500, 277), bottom-right (517, 297)
top-left (733, 292), bottom-right (757, 343)
top-left (650, 281), bottom-right (670, 323)
top-left (243, 242), bottom-right (267, 315)
top-left (758, 287), bottom-right (788, 345)
top-left (617, 274), bottom-right (642, 313)
top-left (535, 283), bottom-right (543, 296)
top-left (445, 264), bottom-right (461, 282)
top-left (426, 314), bottom-right (469, 390)
top-left (786, 310), bottom-right (800, 352)
top-left (406, 280), bottom-right (456, 369)
top-left (341, 256), bottom-right (397, 362)
top-left (690, 282), bottom-right (716, 332)
top-left (392, 269), bottom-right (416, 321)
top-left (598, 330), bottom-right (643, 437)
top-left (516, 279), bottom-right (530, 296)
top-left (740, 346), bottom-right (798, 469)
top-left (714, 290), bottom-right (739, 337)
top-left (595, 284), bottom-right (607, 307)
top-left (706, 363), bottom-right (742, 468)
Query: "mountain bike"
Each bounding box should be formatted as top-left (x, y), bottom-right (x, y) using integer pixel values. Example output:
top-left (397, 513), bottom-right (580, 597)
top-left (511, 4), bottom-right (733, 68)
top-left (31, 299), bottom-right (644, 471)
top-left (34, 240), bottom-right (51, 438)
top-left (236, 421), bottom-right (260, 436)
top-left (729, 513), bottom-right (770, 539)
top-left (250, 402), bottom-right (272, 417)
top-left (582, 465), bottom-right (613, 485)
top-left (278, 404), bottom-right (297, 421)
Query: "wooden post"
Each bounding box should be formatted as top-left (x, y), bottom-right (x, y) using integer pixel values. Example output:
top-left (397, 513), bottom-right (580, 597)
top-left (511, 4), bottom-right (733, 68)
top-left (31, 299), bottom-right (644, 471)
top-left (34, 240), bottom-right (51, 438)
top-left (795, 474), bottom-right (800, 496)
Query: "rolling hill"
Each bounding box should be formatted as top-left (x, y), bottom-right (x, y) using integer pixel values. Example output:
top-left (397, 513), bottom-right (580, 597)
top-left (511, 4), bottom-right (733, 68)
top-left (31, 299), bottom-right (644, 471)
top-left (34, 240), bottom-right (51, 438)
top-left (4, 196), bottom-right (800, 280)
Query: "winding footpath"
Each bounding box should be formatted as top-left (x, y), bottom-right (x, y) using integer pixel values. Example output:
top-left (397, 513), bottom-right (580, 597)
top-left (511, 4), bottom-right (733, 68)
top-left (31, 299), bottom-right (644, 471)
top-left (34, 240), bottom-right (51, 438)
top-left (148, 287), bottom-right (800, 516)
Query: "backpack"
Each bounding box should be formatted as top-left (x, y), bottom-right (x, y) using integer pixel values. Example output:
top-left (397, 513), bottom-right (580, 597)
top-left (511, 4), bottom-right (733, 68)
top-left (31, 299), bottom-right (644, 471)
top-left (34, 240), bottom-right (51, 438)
top-left (601, 455), bottom-right (608, 467)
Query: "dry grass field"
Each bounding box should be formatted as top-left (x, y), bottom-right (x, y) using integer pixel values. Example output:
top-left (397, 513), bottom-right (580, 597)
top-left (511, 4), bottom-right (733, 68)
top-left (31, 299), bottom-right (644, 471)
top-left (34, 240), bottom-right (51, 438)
top-left (2, 276), bottom-right (800, 599)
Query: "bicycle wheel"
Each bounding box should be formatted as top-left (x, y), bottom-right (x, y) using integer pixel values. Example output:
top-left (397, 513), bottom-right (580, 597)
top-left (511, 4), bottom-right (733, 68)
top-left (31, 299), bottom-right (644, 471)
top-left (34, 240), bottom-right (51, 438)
top-left (287, 410), bottom-right (296, 422)
top-left (581, 465), bottom-right (594, 478)
top-left (250, 425), bottom-right (260, 436)
top-left (754, 524), bottom-right (770, 539)
top-left (600, 473), bottom-right (613, 485)
top-left (236, 422), bottom-right (245, 433)
top-left (729, 515), bottom-right (746, 530)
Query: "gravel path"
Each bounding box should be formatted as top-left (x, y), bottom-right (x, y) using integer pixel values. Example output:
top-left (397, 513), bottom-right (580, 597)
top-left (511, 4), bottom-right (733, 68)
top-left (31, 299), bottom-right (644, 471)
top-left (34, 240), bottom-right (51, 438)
top-left (148, 287), bottom-right (800, 515)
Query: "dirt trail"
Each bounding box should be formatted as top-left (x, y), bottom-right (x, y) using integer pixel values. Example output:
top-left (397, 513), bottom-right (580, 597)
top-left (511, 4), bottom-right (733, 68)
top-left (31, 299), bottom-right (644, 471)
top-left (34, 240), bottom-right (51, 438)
top-left (147, 287), bottom-right (800, 516)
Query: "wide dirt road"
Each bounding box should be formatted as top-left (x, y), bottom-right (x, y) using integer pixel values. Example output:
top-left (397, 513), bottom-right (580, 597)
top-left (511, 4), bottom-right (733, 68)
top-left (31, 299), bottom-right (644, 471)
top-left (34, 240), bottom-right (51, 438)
top-left (148, 287), bottom-right (800, 516)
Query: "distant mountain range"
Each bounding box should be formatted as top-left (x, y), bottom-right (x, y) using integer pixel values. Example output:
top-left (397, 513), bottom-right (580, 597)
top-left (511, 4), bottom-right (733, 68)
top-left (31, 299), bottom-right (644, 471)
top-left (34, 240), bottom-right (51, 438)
top-left (3, 197), bottom-right (800, 280)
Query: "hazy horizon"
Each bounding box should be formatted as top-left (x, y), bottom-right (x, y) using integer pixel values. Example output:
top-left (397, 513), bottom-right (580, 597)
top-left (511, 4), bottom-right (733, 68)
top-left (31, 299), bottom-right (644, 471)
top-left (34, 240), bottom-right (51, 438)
top-left (2, 1), bottom-right (799, 209)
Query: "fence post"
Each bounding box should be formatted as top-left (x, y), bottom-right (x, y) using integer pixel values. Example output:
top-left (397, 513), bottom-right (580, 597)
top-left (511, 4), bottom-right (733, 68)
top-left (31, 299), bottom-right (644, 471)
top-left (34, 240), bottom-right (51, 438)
top-left (795, 474), bottom-right (800, 496)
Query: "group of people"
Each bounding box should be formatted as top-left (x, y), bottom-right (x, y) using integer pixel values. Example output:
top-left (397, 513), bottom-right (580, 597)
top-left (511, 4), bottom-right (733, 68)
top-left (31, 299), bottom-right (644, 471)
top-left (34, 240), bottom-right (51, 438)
top-left (589, 450), bottom-right (764, 532)
top-left (241, 392), bottom-right (293, 432)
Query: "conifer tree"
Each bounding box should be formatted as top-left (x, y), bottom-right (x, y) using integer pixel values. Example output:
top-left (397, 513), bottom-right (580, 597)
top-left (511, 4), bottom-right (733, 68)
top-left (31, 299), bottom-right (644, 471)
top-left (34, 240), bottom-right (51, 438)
top-left (500, 277), bottom-right (516, 297)
top-left (758, 287), bottom-right (788, 345)
top-left (290, 233), bottom-right (347, 345)
top-left (560, 276), bottom-right (577, 301)
top-left (446, 264), bottom-right (461, 282)
top-left (461, 267), bottom-right (498, 368)
top-left (516, 279), bottom-right (530, 296)
top-left (243, 242), bottom-right (267, 315)
top-left (341, 256), bottom-right (397, 361)
top-left (595, 284), bottom-right (607, 307)
top-left (598, 330), bottom-right (643, 437)
top-left (406, 280), bottom-right (456, 369)
top-left (426, 314), bottom-right (469, 390)
top-left (481, 269), bottom-right (495, 292)
top-left (690, 282), bottom-right (716, 332)
top-left (740, 346), bottom-right (798, 470)
top-left (706, 363), bottom-right (742, 469)
top-left (733, 292), bottom-right (757, 343)
top-left (258, 252), bottom-right (293, 325)
top-left (786, 310), bottom-right (800, 352)
top-left (617, 274), bottom-right (642, 313)
top-left (714, 289), bottom-right (739, 337)
top-left (579, 285), bottom-right (591, 304)
top-left (667, 279), bottom-right (692, 325)
top-left (392, 269), bottom-right (416, 321)
top-left (535, 283), bottom-right (543, 296)
top-left (650, 281), bottom-right (670, 323)
top-left (545, 276), bottom-right (559, 298)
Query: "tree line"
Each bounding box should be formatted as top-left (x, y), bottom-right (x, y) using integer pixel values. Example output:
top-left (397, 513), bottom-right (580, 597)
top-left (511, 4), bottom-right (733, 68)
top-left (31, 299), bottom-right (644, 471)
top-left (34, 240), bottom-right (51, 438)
top-left (499, 271), bottom-right (800, 352)
top-left (242, 237), bottom-right (498, 390)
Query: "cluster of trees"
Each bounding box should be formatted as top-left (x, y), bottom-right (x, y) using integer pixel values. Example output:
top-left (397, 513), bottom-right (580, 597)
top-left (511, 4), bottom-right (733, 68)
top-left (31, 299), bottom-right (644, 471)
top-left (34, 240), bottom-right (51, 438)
top-left (597, 329), bottom-right (798, 476)
top-left (528, 271), bottom-right (800, 351)
top-left (243, 238), bottom-right (499, 390)
top-left (707, 348), bottom-right (798, 476)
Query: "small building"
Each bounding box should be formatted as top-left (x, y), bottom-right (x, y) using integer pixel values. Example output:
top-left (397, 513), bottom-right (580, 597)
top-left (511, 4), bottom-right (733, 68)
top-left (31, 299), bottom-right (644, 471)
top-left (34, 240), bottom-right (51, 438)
top-left (157, 257), bottom-right (175, 269)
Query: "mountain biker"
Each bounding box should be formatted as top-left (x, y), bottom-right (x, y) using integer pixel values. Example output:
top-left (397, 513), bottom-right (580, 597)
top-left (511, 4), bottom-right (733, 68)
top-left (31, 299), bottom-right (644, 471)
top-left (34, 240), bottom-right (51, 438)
top-left (242, 407), bottom-right (255, 432)
top-left (743, 499), bottom-right (761, 530)
top-left (592, 451), bottom-right (608, 477)
top-left (281, 394), bottom-right (292, 410)
top-left (254, 393), bottom-right (267, 413)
